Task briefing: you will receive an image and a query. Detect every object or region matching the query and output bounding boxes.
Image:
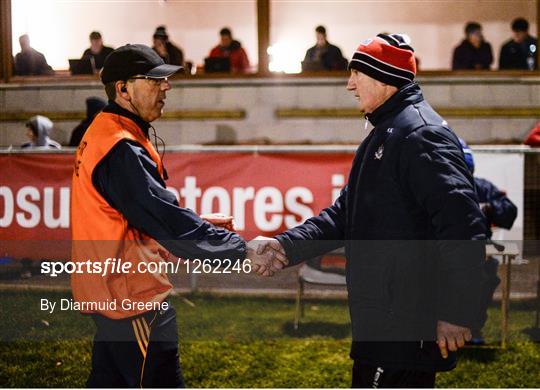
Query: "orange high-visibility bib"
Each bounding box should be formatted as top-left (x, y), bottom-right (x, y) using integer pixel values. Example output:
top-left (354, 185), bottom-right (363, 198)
top-left (71, 111), bottom-right (172, 319)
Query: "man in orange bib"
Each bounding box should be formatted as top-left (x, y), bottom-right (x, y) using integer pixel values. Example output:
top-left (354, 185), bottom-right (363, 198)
top-left (71, 44), bottom-right (250, 387)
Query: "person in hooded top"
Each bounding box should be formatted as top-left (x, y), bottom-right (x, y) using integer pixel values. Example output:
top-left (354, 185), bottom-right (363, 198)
top-left (69, 97), bottom-right (107, 147)
top-left (22, 115), bottom-right (61, 149)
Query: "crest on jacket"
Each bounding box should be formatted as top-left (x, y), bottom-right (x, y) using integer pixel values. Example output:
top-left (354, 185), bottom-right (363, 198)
top-left (374, 144), bottom-right (384, 160)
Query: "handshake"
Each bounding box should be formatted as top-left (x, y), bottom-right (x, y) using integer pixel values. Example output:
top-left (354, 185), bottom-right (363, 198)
top-left (201, 213), bottom-right (289, 277)
top-left (246, 237), bottom-right (288, 277)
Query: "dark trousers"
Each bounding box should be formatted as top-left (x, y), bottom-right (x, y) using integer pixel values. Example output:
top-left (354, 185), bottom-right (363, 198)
top-left (87, 305), bottom-right (184, 388)
top-left (352, 360), bottom-right (436, 388)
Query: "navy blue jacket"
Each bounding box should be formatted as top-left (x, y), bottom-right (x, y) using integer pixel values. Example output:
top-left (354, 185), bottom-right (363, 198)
top-left (475, 177), bottom-right (517, 235)
top-left (276, 83), bottom-right (487, 371)
top-left (499, 35), bottom-right (538, 70)
top-left (303, 43), bottom-right (347, 71)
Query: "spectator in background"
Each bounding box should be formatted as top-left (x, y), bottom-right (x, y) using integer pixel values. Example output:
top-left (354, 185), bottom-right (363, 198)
top-left (81, 31), bottom-right (114, 71)
top-left (152, 25), bottom-right (184, 66)
top-left (499, 18), bottom-right (538, 70)
top-left (22, 115), bottom-right (61, 149)
top-left (459, 140), bottom-right (517, 236)
top-left (13, 34), bottom-right (54, 76)
top-left (452, 22), bottom-right (493, 70)
top-left (69, 97), bottom-right (107, 147)
top-left (524, 122), bottom-right (540, 147)
top-left (208, 27), bottom-right (250, 73)
top-left (302, 25), bottom-right (347, 71)
top-left (460, 139), bottom-right (517, 344)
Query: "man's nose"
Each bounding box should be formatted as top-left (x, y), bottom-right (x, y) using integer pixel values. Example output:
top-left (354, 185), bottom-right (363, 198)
top-left (162, 80), bottom-right (171, 91)
top-left (346, 76), bottom-right (355, 91)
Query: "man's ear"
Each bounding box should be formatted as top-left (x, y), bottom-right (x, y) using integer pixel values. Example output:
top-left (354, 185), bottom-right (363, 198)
top-left (116, 81), bottom-right (130, 100)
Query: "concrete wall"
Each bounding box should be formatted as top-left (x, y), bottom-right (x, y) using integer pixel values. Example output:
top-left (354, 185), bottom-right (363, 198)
top-left (1, 75), bottom-right (539, 147)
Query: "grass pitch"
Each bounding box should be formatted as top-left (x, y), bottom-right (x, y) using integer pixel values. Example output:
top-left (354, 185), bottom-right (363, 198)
top-left (0, 290), bottom-right (539, 387)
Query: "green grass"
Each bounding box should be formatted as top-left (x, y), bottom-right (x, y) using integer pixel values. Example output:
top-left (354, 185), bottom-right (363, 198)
top-left (0, 290), bottom-right (539, 387)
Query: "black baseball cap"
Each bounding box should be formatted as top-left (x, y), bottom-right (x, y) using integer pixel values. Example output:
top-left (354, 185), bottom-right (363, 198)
top-left (100, 44), bottom-right (182, 84)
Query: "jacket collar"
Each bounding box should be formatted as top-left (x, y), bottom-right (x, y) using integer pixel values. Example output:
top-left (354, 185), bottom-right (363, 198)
top-left (366, 82), bottom-right (424, 127)
top-left (103, 101), bottom-right (150, 137)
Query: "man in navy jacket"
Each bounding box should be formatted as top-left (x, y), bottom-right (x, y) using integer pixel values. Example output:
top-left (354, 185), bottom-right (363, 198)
top-left (253, 34), bottom-right (487, 387)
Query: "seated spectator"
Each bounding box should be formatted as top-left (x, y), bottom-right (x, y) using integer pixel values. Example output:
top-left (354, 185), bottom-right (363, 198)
top-left (460, 139), bottom-right (517, 344)
top-left (208, 27), bottom-right (250, 73)
top-left (499, 18), bottom-right (538, 70)
top-left (69, 97), bottom-right (107, 147)
top-left (22, 115), bottom-right (61, 149)
top-left (302, 25), bottom-right (347, 71)
top-left (81, 31), bottom-right (114, 71)
top-left (452, 22), bottom-right (493, 70)
top-left (524, 122), bottom-right (540, 146)
top-left (13, 34), bottom-right (54, 76)
top-left (152, 25), bottom-right (184, 66)
top-left (460, 139), bottom-right (517, 236)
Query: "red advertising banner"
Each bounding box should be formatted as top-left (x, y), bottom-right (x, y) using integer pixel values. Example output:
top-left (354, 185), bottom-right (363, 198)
top-left (0, 152), bottom-right (353, 258)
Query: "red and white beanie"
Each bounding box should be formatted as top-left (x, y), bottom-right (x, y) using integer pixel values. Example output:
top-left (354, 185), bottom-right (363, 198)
top-left (348, 33), bottom-right (416, 88)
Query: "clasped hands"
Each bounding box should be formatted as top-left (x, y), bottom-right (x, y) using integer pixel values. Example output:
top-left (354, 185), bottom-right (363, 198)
top-left (201, 214), bottom-right (288, 276)
top-left (246, 236), bottom-right (288, 276)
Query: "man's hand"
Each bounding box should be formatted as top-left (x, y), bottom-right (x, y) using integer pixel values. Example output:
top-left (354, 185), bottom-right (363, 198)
top-left (247, 236), bottom-right (288, 276)
top-left (200, 213), bottom-right (236, 231)
top-left (437, 320), bottom-right (472, 358)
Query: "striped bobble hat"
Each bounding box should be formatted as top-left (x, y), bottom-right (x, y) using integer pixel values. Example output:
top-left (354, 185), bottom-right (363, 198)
top-left (349, 33), bottom-right (416, 88)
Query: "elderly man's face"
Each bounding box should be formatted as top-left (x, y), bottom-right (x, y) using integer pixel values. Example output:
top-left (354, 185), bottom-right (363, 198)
top-left (127, 77), bottom-right (171, 122)
top-left (347, 69), bottom-right (394, 114)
